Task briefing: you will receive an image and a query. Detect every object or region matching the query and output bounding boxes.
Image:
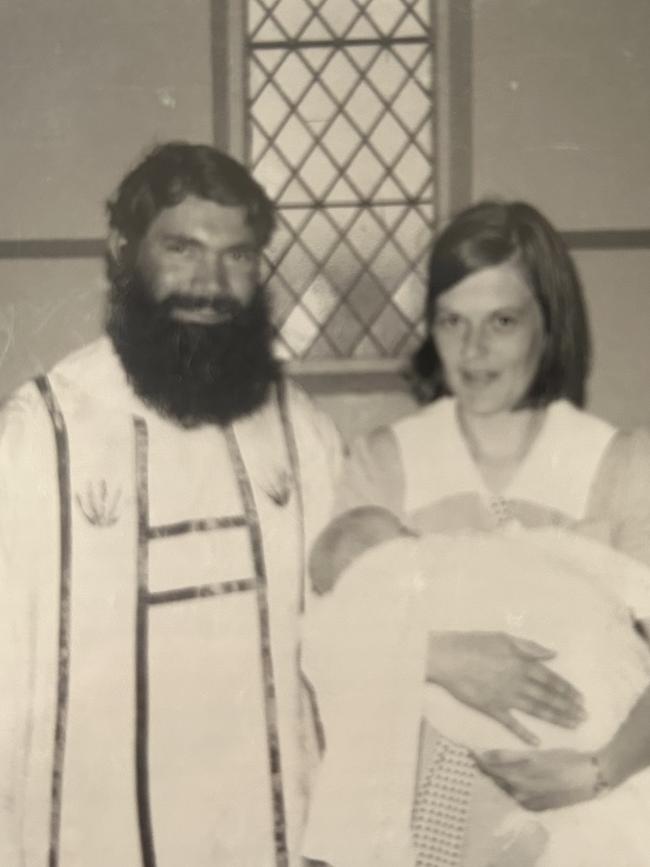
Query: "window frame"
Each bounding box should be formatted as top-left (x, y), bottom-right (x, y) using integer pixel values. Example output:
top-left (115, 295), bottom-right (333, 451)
top-left (211, 0), bottom-right (473, 384)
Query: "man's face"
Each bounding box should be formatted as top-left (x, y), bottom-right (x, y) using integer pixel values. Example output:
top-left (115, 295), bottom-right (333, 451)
top-left (135, 196), bottom-right (260, 324)
top-left (106, 195), bottom-right (279, 428)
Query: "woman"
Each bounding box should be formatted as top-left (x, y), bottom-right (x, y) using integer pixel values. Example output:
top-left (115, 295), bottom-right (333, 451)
top-left (316, 200), bottom-right (650, 865)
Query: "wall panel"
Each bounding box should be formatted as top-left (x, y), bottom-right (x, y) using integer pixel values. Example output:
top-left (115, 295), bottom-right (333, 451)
top-left (472, 0), bottom-right (650, 230)
top-left (0, 0), bottom-right (213, 239)
top-left (0, 258), bottom-right (105, 397)
top-left (576, 249), bottom-right (650, 428)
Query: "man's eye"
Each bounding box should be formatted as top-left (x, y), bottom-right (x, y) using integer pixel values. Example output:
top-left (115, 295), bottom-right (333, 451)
top-left (164, 240), bottom-right (190, 254)
top-left (228, 248), bottom-right (257, 263)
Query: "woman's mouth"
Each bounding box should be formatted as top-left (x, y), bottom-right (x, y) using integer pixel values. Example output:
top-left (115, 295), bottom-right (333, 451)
top-left (460, 369), bottom-right (498, 387)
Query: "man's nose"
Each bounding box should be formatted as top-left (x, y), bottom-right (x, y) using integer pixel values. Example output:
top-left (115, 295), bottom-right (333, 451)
top-left (193, 251), bottom-right (228, 295)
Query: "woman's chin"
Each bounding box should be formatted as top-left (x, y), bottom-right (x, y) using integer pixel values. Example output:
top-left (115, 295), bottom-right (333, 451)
top-left (457, 395), bottom-right (514, 418)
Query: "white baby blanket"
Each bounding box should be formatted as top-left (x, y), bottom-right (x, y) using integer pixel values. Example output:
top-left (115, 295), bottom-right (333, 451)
top-left (302, 527), bottom-right (650, 867)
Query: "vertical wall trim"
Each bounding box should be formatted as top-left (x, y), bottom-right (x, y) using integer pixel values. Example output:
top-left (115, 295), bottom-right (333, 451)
top-left (211, 0), bottom-right (248, 160)
top-left (434, 0), bottom-right (473, 226)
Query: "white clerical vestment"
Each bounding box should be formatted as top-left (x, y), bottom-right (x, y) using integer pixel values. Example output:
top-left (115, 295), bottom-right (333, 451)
top-left (0, 337), bottom-right (341, 867)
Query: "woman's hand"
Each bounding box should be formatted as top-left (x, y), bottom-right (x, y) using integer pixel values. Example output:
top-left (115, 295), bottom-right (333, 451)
top-left (426, 631), bottom-right (585, 745)
top-left (475, 748), bottom-right (604, 811)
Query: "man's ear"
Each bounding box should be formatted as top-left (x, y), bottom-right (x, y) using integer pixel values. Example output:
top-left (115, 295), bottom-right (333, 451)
top-left (107, 229), bottom-right (129, 269)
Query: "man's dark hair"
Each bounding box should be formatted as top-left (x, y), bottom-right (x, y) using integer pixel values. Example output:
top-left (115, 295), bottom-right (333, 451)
top-left (411, 199), bottom-right (591, 408)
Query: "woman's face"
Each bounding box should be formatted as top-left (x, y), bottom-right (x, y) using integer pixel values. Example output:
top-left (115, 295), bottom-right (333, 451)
top-left (431, 261), bottom-right (545, 416)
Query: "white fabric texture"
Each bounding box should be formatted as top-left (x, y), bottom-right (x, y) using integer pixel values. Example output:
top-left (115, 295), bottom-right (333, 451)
top-left (302, 527), bottom-right (650, 867)
top-left (392, 398), bottom-right (616, 521)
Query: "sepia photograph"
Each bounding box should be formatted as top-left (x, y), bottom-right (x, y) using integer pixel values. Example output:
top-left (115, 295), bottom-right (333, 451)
top-left (1, 1), bottom-right (649, 865)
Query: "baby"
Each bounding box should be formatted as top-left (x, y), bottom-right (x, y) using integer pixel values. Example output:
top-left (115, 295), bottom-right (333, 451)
top-left (302, 508), bottom-right (650, 867)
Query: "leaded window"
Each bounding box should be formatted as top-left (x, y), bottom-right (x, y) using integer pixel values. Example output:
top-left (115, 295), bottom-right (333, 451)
top-left (247, 0), bottom-right (436, 364)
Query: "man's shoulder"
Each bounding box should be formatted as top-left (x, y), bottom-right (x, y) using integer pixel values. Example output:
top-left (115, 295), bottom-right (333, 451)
top-left (1, 337), bottom-right (135, 444)
top-left (48, 336), bottom-right (126, 397)
top-left (0, 377), bottom-right (44, 430)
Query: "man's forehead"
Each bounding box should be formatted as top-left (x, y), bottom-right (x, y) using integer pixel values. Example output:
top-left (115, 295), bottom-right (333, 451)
top-left (147, 195), bottom-right (254, 241)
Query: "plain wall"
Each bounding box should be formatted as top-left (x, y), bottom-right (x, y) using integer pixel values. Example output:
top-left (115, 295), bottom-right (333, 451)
top-left (0, 0), bottom-right (213, 239)
top-left (0, 0), bottom-right (648, 439)
top-left (472, 0), bottom-right (650, 428)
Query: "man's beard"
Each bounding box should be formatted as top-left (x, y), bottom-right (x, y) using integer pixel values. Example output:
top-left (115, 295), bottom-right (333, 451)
top-left (106, 273), bottom-right (280, 428)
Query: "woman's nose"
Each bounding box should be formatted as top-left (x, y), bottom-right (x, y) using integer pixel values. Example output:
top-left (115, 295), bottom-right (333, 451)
top-left (462, 324), bottom-right (488, 359)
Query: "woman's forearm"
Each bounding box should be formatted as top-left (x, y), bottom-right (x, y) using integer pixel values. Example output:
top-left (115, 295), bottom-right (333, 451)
top-left (598, 681), bottom-right (650, 788)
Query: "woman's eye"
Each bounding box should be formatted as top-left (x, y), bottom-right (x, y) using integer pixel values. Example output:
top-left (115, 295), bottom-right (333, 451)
top-left (435, 314), bottom-right (461, 330)
top-left (492, 314), bottom-right (517, 330)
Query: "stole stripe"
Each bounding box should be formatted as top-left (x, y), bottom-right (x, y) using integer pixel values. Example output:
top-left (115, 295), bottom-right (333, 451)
top-left (34, 375), bottom-right (73, 867)
top-left (148, 578), bottom-right (256, 606)
top-left (133, 418), bottom-right (158, 867)
top-left (224, 426), bottom-right (289, 867)
top-left (276, 380), bottom-right (307, 612)
top-left (148, 515), bottom-right (247, 539)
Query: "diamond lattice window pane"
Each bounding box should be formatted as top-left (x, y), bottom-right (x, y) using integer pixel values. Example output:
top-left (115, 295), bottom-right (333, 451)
top-left (252, 84), bottom-right (292, 138)
top-left (266, 52), bottom-right (314, 104)
top-left (344, 82), bottom-right (384, 133)
top-left (272, 115), bottom-right (315, 165)
top-left (356, 0), bottom-right (406, 35)
top-left (314, 0), bottom-right (372, 37)
top-left (301, 275), bottom-right (340, 324)
top-left (324, 304), bottom-right (365, 355)
top-left (321, 115), bottom-right (362, 165)
top-left (318, 50), bottom-right (357, 94)
top-left (346, 274), bottom-right (389, 322)
top-left (322, 239), bottom-right (365, 288)
top-left (393, 148), bottom-right (432, 197)
top-left (392, 79), bottom-right (432, 133)
top-left (298, 210), bottom-right (343, 254)
top-left (251, 0), bottom-right (314, 39)
top-left (248, 0), bottom-right (436, 360)
top-left (370, 303), bottom-right (412, 354)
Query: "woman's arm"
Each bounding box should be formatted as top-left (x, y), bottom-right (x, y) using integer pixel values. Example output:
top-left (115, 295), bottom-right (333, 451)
top-left (588, 428), bottom-right (650, 567)
top-left (476, 679), bottom-right (650, 810)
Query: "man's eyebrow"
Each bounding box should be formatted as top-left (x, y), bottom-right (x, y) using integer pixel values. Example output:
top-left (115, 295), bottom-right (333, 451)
top-left (159, 231), bottom-right (200, 244)
top-left (227, 240), bottom-right (258, 250)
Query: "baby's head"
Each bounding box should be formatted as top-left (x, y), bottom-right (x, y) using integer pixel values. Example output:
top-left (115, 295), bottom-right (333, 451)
top-left (310, 506), bottom-right (413, 595)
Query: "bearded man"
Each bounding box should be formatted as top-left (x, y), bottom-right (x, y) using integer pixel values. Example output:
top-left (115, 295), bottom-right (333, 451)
top-left (0, 142), bottom-right (342, 867)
